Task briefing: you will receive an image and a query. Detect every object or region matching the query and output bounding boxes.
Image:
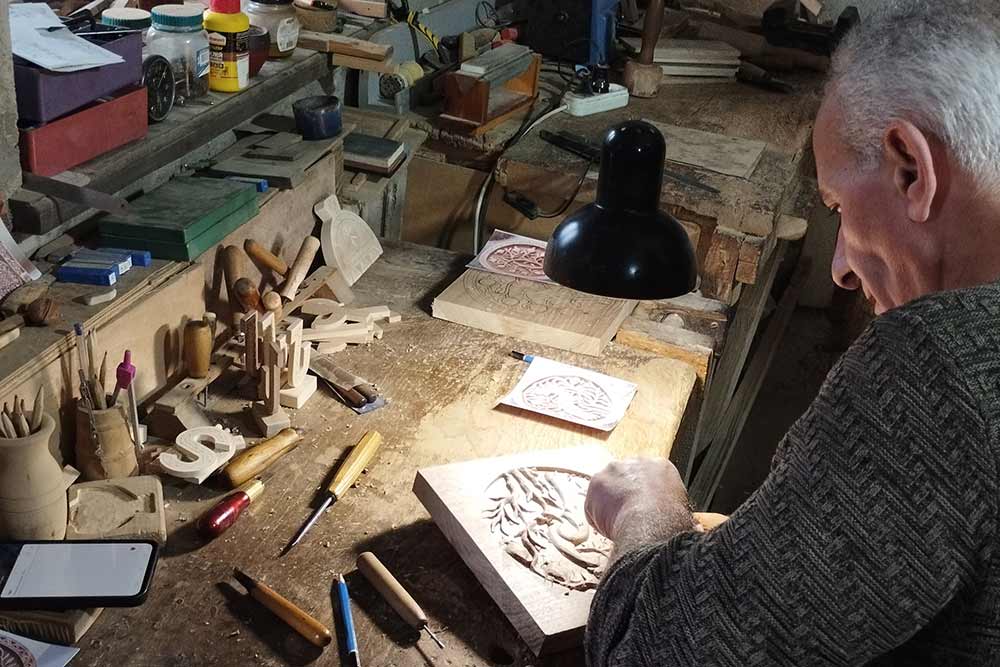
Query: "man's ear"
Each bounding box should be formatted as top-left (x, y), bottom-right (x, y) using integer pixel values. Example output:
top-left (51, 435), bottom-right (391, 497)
top-left (882, 120), bottom-right (937, 223)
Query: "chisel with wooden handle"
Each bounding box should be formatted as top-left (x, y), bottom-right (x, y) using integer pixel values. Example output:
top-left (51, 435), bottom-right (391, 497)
top-left (232, 568), bottom-right (332, 648)
top-left (282, 431), bottom-right (382, 555)
top-left (356, 551), bottom-right (445, 649)
top-left (222, 428), bottom-right (302, 488)
top-left (279, 237), bottom-right (320, 302)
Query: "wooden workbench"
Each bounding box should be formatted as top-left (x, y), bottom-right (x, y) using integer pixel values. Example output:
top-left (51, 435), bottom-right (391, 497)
top-left (72, 241), bottom-right (696, 667)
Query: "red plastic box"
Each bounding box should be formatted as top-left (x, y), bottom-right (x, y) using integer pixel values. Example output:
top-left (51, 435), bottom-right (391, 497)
top-left (19, 87), bottom-right (149, 177)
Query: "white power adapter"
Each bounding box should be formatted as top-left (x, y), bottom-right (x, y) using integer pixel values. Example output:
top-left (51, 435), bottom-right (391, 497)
top-left (563, 84), bottom-right (630, 117)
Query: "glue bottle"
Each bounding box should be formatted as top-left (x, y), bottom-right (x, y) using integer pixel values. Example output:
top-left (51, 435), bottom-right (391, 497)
top-left (204, 0), bottom-right (250, 92)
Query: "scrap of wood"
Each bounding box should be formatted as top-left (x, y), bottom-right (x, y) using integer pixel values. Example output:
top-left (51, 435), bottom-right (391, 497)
top-left (332, 53), bottom-right (397, 74)
top-left (344, 305), bottom-right (391, 323)
top-left (337, 0), bottom-right (386, 17)
top-left (645, 119), bottom-right (766, 180)
top-left (800, 0), bottom-right (823, 17)
top-left (302, 322), bottom-right (372, 342)
top-left (297, 30), bottom-right (392, 60)
top-left (432, 270), bottom-right (636, 357)
top-left (283, 266), bottom-right (353, 319)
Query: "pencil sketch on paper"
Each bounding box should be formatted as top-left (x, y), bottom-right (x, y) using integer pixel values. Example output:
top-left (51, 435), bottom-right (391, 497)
top-left (521, 375), bottom-right (613, 425)
top-left (483, 467), bottom-right (612, 591)
top-left (468, 230), bottom-right (554, 285)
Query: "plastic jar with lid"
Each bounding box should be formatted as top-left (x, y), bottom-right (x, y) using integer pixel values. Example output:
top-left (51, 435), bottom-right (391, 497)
top-left (245, 0), bottom-right (300, 58)
top-left (101, 8), bottom-right (152, 42)
top-left (146, 4), bottom-right (211, 102)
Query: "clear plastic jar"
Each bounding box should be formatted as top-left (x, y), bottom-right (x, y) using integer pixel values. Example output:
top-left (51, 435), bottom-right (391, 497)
top-left (245, 0), bottom-right (300, 58)
top-left (146, 4), bottom-right (211, 102)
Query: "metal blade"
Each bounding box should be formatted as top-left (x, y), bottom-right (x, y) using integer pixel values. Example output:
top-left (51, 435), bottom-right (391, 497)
top-left (281, 495), bottom-right (334, 555)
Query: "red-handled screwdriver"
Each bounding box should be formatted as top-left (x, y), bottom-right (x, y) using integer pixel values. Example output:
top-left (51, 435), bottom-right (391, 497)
top-left (197, 478), bottom-right (266, 540)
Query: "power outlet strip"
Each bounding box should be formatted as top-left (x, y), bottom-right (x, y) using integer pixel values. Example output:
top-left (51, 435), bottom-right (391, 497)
top-left (564, 84), bottom-right (630, 117)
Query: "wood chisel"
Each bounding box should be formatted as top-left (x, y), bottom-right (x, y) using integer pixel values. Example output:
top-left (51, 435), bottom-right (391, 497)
top-left (231, 569), bottom-right (332, 648)
top-left (223, 427), bottom-right (302, 488)
top-left (282, 431), bottom-right (382, 555)
top-left (197, 478), bottom-right (266, 540)
top-left (356, 551), bottom-right (445, 649)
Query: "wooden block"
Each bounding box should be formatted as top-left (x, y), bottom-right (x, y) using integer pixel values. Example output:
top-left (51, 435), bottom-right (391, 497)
top-left (253, 403), bottom-right (291, 438)
top-left (316, 195), bottom-right (383, 286)
top-left (460, 43), bottom-right (531, 76)
top-left (302, 299), bottom-right (347, 329)
top-left (302, 323), bottom-right (372, 343)
top-left (279, 373), bottom-right (317, 409)
top-left (66, 476), bottom-right (167, 544)
top-left (297, 30), bottom-right (392, 60)
top-left (157, 426), bottom-right (247, 484)
top-left (331, 53), bottom-right (397, 73)
top-left (645, 120), bottom-right (766, 180)
top-left (432, 271), bottom-right (636, 357)
top-left (413, 447), bottom-right (614, 656)
top-left (337, 0), bottom-right (386, 17)
top-left (0, 608), bottom-right (103, 645)
top-left (316, 341), bottom-right (347, 354)
top-left (343, 305), bottom-right (391, 323)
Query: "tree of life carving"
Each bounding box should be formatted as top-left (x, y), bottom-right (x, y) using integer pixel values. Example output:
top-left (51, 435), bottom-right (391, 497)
top-left (0, 634), bottom-right (36, 667)
top-left (521, 375), bottom-right (613, 424)
top-left (483, 243), bottom-right (547, 280)
top-left (483, 467), bottom-right (612, 591)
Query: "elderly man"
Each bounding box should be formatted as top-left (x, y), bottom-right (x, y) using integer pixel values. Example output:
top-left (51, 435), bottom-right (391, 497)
top-left (584, 1), bottom-right (1000, 665)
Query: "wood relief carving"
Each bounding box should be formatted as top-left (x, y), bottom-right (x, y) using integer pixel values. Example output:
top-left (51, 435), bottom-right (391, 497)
top-left (484, 467), bottom-right (611, 591)
top-left (482, 243), bottom-right (547, 280)
top-left (461, 271), bottom-right (616, 317)
top-left (316, 195), bottom-right (383, 286)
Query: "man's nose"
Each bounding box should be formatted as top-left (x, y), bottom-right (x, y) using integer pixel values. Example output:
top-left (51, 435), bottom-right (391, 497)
top-left (831, 227), bottom-right (861, 291)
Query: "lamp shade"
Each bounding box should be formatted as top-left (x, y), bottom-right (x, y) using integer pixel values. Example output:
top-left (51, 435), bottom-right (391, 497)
top-left (543, 120), bottom-right (697, 300)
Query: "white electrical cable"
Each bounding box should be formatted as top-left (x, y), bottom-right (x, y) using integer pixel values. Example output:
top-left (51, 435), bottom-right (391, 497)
top-left (472, 104), bottom-right (568, 253)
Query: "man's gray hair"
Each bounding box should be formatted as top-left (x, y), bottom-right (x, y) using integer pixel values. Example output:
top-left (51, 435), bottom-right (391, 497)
top-left (828, 0), bottom-right (1000, 186)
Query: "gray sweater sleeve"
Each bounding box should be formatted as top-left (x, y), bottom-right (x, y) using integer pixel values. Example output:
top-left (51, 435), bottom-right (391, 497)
top-left (586, 309), bottom-right (997, 666)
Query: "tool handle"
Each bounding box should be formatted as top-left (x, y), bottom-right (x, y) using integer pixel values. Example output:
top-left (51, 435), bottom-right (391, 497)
top-left (279, 237), bottom-right (320, 302)
top-left (234, 570), bottom-right (332, 648)
top-left (223, 428), bottom-right (301, 488)
top-left (198, 490), bottom-right (251, 540)
top-left (222, 245), bottom-right (245, 297)
top-left (328, 431), bottom-right (382, 500)
top-left (234, 278), bottom-right (262, 313)
top-left (357, 551), bottom-right (427, 629)
top-left (244, 240), bottom-right (289, 277)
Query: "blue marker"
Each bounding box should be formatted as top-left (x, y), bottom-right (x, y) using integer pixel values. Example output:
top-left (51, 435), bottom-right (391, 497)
top-left (510, 350), bottom-right (535, 363)
top-left (337, 574), bottom-right (360, 666)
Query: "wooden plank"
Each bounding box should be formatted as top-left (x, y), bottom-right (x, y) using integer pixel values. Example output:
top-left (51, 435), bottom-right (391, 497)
top-left (646, 120), bottom-right (766, 179)
top-left (331, 53), bottom-right (397, 73)
top-left (297, 31), bottom-right (392, 60)
top-left (701, 226), bottom-right (744, 304)
top-left (432, 270), bottom-right (636, 357)
top-left (413, 447), bottom-right (613, 656)
top-left (459, 44), bottom-right (531, 76)
top-left (689, 257), bottom-right (810, 508)
top-left (622, 37), bottom-right (740, 65)
top-left (337, 0), bottom-right (386, 17)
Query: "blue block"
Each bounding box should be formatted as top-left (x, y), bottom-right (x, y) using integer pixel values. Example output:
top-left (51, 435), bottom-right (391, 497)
top-left (100, 247), bottom-right (152, 267)
top-left (55, 264), bottom-right (118, 286)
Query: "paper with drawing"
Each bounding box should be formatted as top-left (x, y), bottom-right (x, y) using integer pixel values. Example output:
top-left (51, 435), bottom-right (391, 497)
top-left (500, 357), bottom-right (637, 431)
top-left (468, 231), bottom-right (553, 284)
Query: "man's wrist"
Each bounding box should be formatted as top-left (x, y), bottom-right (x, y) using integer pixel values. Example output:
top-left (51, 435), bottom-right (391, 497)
top-left (609, 502), bottom-right (696, 563)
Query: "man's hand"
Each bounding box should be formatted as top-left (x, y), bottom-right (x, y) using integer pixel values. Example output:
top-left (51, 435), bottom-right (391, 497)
top-left (585, 459), bottom-right (697, 560)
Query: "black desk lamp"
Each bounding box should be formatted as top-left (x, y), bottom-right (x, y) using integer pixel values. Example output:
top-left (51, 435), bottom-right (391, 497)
top-left (543, 120), bottom-right (697, 300)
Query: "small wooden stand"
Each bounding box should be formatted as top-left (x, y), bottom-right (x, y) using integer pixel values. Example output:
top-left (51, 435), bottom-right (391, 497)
top-left (440, 55), bottom-right (542, 136)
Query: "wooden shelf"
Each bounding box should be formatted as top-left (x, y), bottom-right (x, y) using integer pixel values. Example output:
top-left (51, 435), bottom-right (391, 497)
top-left (13, 50), bottom-right (331, 253)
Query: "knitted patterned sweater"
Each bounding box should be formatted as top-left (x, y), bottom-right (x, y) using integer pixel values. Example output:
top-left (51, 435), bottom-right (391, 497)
top-left (586, 284), bottom-right (1000, 666)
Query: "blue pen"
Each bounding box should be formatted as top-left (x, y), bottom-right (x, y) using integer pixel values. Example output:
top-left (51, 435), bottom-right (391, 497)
top-left (510, 350), bottom-right (535, 363)
top-left (337, 574), bottom-right (360, 666)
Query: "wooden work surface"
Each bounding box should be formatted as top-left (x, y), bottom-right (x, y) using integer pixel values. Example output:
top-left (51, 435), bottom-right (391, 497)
top-left (73, 241), bottom-right (696, 666)
top-left (466, 74), bottom-right (822, 303)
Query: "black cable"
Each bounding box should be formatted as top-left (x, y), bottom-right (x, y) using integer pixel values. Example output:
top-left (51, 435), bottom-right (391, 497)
top-left (535, 158), bottom-right (594, 218)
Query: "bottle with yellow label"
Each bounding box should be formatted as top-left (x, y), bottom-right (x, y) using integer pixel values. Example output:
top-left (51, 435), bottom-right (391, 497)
top-left (204, 0), bottom-right (249, 92)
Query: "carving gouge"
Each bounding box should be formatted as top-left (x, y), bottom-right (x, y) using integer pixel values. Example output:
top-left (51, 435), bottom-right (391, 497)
top-left (282, 431), bottom-right (382, 556)
top-left (356, 551), bottom-right (445, 649)
top-left (232, 569), bottom-right (332, 648)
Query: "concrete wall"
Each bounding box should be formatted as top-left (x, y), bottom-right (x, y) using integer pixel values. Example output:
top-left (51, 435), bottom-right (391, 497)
top-left (0, 0), bottom-right (21, 205)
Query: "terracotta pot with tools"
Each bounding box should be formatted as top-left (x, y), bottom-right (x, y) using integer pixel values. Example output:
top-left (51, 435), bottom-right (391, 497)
top-left (0, 415), bottom-right (79, 540)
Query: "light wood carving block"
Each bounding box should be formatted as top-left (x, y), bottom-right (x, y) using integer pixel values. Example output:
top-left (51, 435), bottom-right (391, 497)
top-left (344, 305), bottom-right (391, 323)
top-left (316, 342), bottom-right (347, 354)
top-left (388, 311), bottom-right (401, 323)
top-left (413, 446), bottom-right (614, 656)
top-left (432, 270), bottom-right (636, 357)
top-left (253, 404), bottom-right (292, 437)
top-left (243, 311), bottom-right (260, 378)
top-left (372, 323), bottom-right (383, 340)
top-left (66, 476), bottom-right (167, 544)
top-left (0, 608), bottom-right (104, 645)
top-left (301, 298), bottom-right (347, 329)
top-left (316, 194), bottom-right (383, 286)
top-left (302, 323), bottom-right (372, 342)
top-left (279, 373), bottom-right (317, 409)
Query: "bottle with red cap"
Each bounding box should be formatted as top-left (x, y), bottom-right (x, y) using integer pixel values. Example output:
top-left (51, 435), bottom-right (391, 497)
top-left (204, 0), bottom-right (250, 92)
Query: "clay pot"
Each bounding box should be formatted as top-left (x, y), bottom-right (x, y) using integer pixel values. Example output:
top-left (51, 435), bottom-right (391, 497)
top-left (75, 402), bottom-right (138, 481)
top-left (0, 414), bottom-right (79, 540)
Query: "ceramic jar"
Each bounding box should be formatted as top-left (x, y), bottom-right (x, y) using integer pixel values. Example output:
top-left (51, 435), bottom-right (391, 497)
top-left (0, 414), bottom-right (79, 540)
